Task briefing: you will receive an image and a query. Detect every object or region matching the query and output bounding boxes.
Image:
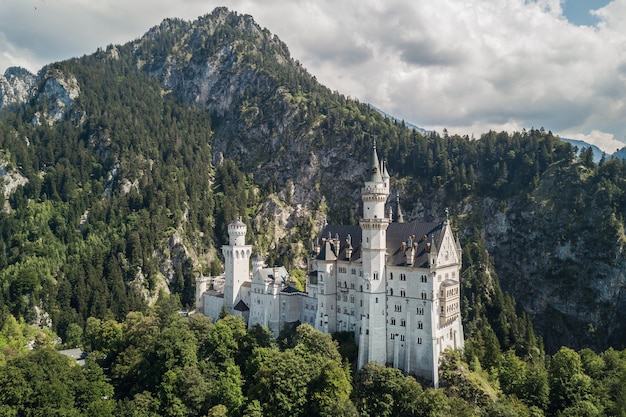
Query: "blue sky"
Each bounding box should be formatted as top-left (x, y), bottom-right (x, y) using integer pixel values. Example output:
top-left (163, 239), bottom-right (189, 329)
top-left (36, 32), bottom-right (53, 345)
top-left (562, 0), bottom-right (612, 25)
top-left (1, 0), bottom-right (626, 152)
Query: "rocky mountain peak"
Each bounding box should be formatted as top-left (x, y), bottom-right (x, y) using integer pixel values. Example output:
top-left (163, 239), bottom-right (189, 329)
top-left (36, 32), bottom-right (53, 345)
top-left (0, 67), bottom-right (37, 110)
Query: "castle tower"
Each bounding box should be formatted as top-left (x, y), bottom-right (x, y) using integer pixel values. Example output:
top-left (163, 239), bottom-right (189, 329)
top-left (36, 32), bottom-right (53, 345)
top-left (222, 218), bottom-right (252, 314)
top-left (195, 275), bottom-right (210, 314)
top-left (358, 143), bottom-right (390, 367)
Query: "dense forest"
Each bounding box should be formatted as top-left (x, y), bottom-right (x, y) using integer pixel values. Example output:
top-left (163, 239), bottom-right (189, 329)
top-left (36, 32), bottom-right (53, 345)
top-left (1, 7), bottom-right (626, 416)
top-left (1, 302), bottom-right (625, 416)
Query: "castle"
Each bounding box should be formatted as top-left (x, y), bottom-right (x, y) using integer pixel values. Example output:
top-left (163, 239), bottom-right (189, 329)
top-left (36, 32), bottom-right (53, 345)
top-left (196, 145), bottom-right (464, 386)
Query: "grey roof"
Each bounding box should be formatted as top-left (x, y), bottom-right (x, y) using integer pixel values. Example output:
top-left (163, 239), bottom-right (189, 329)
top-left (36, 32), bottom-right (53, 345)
top-left (59, 348), bottom-right (86, 360)
top-left (318, 220), bottom-right (445, 267)
top-left (370, 145), bottom-right (383, 183)
top-left (256, 266), bottom-right (289, 283)
top-left (234, 299), bottom-right (249, 311)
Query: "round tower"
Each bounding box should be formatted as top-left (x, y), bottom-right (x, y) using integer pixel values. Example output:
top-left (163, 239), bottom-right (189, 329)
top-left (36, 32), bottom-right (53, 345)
top-left (229, 218), bottom-right (247, 246)
top-left (222, 218), bottom-right (252, 314)
top-left (359, 142), bottom-right (390, 367)
top-left (252, 255), bottom-right (265, 276)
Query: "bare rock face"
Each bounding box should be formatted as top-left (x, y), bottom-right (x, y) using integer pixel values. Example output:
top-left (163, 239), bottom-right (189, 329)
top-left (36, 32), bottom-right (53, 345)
top-left (31, 68), bottom-right (82, 126)
top-left (0, 67), bottom-right (37, 110)
top-left (472, 164), bottom-right (626, 352)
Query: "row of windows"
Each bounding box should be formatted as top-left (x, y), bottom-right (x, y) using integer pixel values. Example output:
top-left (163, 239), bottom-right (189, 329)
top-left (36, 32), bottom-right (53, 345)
top-left (327, 267), bottom-right (459, 284)
top-left (437, 272), bottom-right (457, 282)
top-left (389, 318), bottom-right (405, 326)
top-left (442, 302), bottom-right (460, 314)
top-left (389, 319), bottom-right (424, 329)
top-left (337, 267), bottom-right (361, 275)
top-left (444, 287), bottom-right (459, 297)
top-left (390, 334), bottom-right (423, 344)
top-left (388, 288), bottom-right (407, 297)
top-left (388, 273), bottom-right (428, 282)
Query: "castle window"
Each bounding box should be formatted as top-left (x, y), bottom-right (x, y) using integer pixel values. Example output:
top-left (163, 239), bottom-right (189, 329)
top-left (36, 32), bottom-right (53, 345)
top-left (391, 318), bottom-right (396, 325)
top-left (400, 319), bottom-right (406, 327)
top-left (389, 288), bottom-right (394, 296)
top-left (400, 274), bottom-right (406, 281)
top-left (391, 333), bottom-right (395, 340)
top-left (421, 275), bottom-right (427, 283)
top-left (360, 285), bottom-right (363, 292)
top-left (366, 329), bottom-right (369, 335)
top-left (373, 272), bottom-right (379, 280)
top-left (351, 268), bottom-right (357, 275)
top-left (418, 321), bottom-right (423, 329)
top-left (350, 295), bottom-right (355, 303)
top-left (344, 281), bottom-right (348, 288)
top-left (417, 337), bottom-right (423, 344)
top-left (360, 300), bottom-right (363, 306)
top-left (359, 270), bottom-right (363, 277)
top-left (417, 307), bottom-right (424, 315)
top-left (351, 283), bottom-right (355, 289)
top-left (395, 304), bottom-right (401, 312)
top-left (421, 292), bottom-right (427, 300)
top-left (351, 309), bottom-right (354, 316)
top-left (400, 290), bottom-right (406, 297)
top-left (375, 297), bottom-right (378, 303)
top-left (390, 273), bottom-right (393, 280)
top-left (400, 335), bottom-right (405, 341)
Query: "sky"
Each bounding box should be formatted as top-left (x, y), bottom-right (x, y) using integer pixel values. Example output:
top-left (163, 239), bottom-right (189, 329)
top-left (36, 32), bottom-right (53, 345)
top-left (1, 0), bottom-right (625, 153)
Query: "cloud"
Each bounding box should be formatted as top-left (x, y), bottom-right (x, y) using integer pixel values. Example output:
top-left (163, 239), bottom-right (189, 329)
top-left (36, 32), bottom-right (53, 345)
top-left (1, 0), bottom-right (626, 152)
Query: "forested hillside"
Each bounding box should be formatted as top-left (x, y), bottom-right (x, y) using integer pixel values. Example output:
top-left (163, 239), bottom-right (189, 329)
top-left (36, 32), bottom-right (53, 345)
top-left (1, 6), bottom-right (626, 416)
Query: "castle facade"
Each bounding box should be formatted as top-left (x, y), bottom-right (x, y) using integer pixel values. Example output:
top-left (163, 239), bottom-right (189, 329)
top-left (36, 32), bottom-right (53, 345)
top-left (196, 145), bottom-right (464, 386)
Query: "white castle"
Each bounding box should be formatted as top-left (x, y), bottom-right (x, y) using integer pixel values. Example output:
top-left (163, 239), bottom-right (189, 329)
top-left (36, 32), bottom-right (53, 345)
top-left (196, 144), bottom-right (464, 386)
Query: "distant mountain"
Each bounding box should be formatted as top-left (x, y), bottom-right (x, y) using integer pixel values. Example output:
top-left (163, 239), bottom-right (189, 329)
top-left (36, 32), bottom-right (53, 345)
top-left (560, 138), bottom-right (605, 162)
top-left (1, 7), bottom-right (626, 354)
top-left (371, 105), bottom-right (430, 135)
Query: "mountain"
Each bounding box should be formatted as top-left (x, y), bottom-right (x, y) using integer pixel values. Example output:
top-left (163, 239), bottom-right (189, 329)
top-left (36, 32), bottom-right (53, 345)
top-left (1, 7), bottom-right (626, 354)
top-left (560, 138), bottom-right (605, 163)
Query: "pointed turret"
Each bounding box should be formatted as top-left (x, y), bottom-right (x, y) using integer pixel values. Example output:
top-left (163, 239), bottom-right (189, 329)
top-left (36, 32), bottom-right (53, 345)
top-left (393, 193), bottom-right (404, 223)
top-left (382, 159), bottom-right (390, 189)
top-left (370, 141), bottom-right (383, 183)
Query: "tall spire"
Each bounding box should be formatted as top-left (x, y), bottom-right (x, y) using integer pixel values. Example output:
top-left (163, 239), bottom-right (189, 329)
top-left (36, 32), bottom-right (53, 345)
top-left (394, 193), bottom-right (404, 223)
top-left (370, 141), bottom-right (383, 183)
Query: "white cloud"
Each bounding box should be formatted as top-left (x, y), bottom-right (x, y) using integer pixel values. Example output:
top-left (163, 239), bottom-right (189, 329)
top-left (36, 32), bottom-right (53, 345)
top-left (1, 0), bottom-right (626, 152)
